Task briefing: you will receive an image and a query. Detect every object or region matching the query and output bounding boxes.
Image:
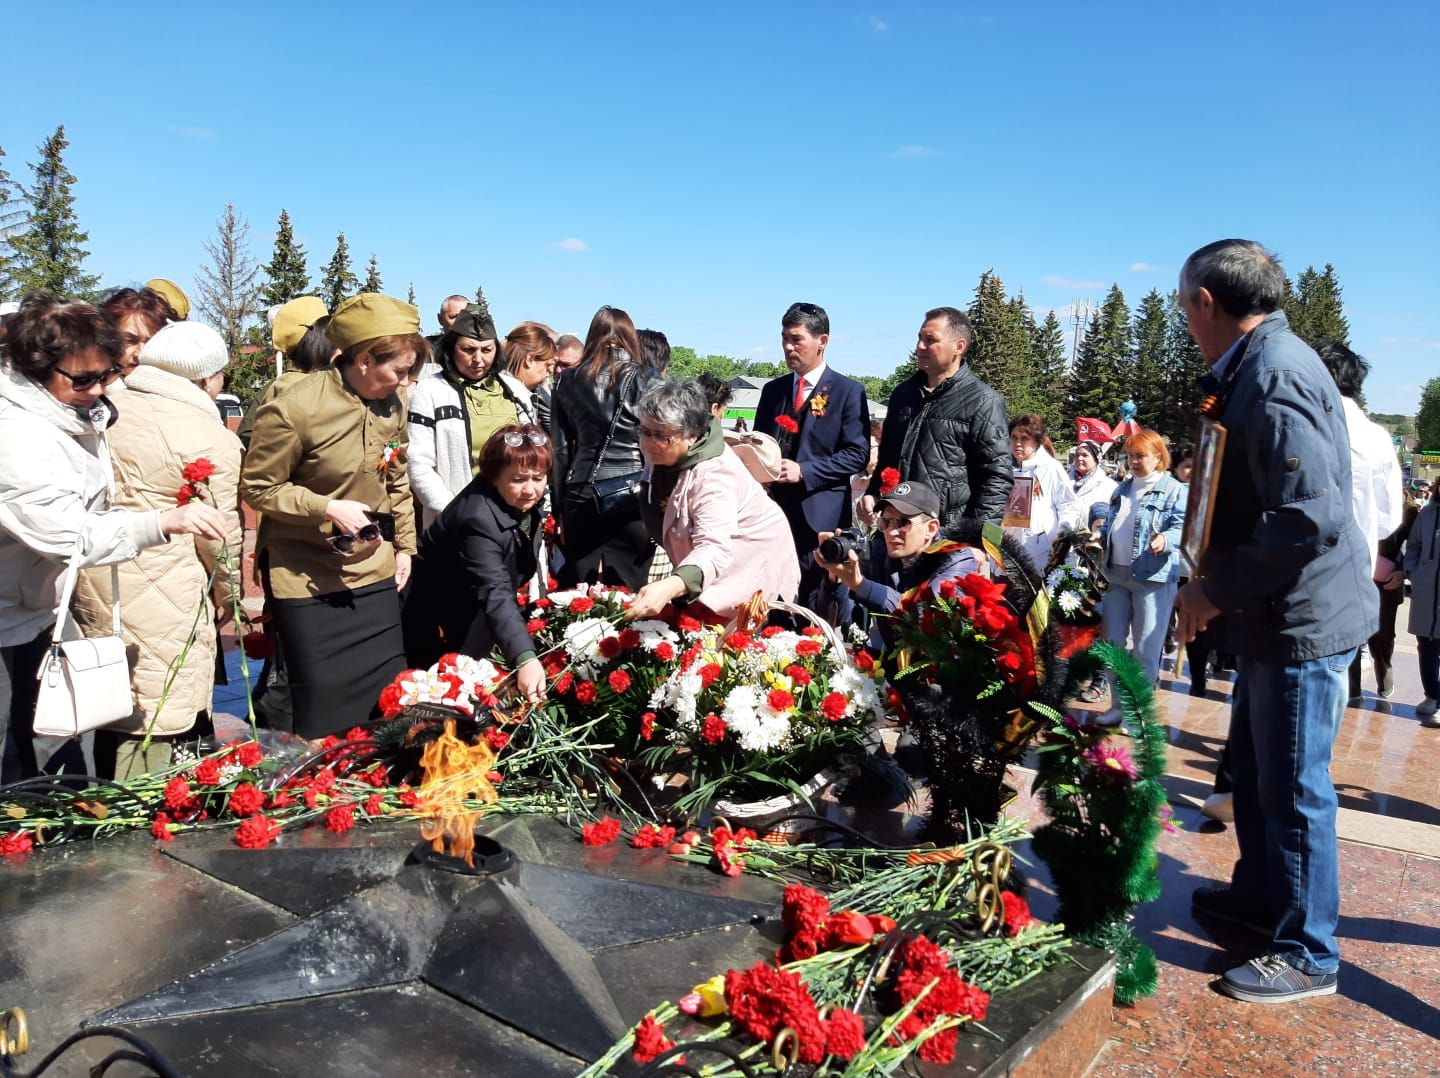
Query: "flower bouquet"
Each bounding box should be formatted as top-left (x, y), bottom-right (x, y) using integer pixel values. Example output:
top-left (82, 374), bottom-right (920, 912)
top-left (1043, 528), bottom-right (1109, 659)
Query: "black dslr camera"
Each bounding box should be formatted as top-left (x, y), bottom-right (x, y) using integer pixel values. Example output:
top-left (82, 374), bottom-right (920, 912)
top-left (818, 528), bottom-right (866, 565)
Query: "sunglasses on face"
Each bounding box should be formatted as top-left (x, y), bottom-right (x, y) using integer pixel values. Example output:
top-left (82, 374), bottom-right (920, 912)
top-left (54, 365), bottom-right (123, 390)
top-left (327, 513), bottom-right (395, 553)
top-left (502, 430), bottom-right (548, 448)
top-left (880, 515), bottom-right (920, 532)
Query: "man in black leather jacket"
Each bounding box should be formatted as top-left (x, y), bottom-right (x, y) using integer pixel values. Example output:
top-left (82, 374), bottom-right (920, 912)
top-left (861, 307), bottom-right (1012, 536)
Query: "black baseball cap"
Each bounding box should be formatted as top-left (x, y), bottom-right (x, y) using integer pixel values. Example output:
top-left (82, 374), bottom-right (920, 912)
top-left (879, 480), bottom-right (941, 519)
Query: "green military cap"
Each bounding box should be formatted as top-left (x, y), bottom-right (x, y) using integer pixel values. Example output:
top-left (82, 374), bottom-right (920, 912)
top-left (272, 295), bottom-right (329, 354)
top-left (145, 278), bottom-right (191, 320)
top-left (449, 302), bottom-right (499, 343)
top-left (327, 293), bottom-right (421, 351)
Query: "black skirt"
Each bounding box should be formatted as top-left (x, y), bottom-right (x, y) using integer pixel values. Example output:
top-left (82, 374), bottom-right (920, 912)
top-left (557, 489), bottom-right (655, 590)
top-left (271, 580), bottom-right (406, 740)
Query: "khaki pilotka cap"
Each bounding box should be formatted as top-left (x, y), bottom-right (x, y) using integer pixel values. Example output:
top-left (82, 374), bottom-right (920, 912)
top-left (145, 278), bottom-right (191, 320)
top-left (327, 293), bottom-right (421, 352)
top-left (272, 296), bottom-right (329, 354)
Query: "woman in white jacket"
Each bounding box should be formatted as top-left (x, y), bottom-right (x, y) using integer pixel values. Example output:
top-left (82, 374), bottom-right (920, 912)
top-left (407, 302), bottom-right (524, 530)
top-left (1004, 414), bottom-right (1082, 572)
top-left (1070, 440), bottom-right (1117, 528)
top-left (0, 294), bottom-right (226, 782)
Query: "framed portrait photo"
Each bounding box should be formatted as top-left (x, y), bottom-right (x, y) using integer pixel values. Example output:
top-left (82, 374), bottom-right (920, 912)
top-left (1003, 475), bottom-right (1034, 530)
top-left (1180, 417), bottom-right (1227, 575)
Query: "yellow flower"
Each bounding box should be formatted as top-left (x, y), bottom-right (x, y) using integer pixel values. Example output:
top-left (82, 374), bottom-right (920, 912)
top-left (686, 975), bottom-right (728, 1017)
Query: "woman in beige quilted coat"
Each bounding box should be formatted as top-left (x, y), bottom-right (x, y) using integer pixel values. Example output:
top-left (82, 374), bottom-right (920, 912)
top-left (73, 321), bottom-right (243, 779)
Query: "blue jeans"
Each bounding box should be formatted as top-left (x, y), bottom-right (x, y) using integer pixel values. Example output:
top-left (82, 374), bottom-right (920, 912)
top-left (1228, 648), bottom-right (1356, 975)
top-left (1101, 561), bottom-right (1178, 683)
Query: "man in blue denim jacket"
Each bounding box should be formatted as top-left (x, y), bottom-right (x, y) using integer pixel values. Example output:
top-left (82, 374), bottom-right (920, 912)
top-left (1174, 239), bottom-right (1377, 1004)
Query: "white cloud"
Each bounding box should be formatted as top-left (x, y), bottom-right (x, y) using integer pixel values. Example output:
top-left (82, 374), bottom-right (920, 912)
top-left (1130, 261), bottom-right (1158, 272)
top-left (868, 15), bottom-right (889, 31)
top-left (166, 125), bottom-right (216, 140)
top-left (891, 144), bottom-right (939, 159)
top-left (1378, 336), bottom-right (1440, 348)
top-left (555, 237), bottom-right (589, 252)
top-left (1043, 275), bottom-right (1104, 290)
top-left (747, 345), bottom-right (768, 356)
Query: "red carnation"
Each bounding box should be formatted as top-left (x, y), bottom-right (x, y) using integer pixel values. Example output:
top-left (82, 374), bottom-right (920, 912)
top-left (575, 680), bottom-right (597, 704)
top-left (150, 812), bottom-right (175, 842)
top-left (241, 631), bottom-right (276, 660)
top-left (268, 790), bottom-right (294, 810)
top-left (0, 830), bottom-right (34, 856)
top-left (398, 788), bottom-right (421, 809)
top-left (698, 662), bottom-right (724, 688)
top-left (163, 776), bottom-right (193, 810)
top-left (795, 638), bottom-right (823, 658)
top-left (581, 816), bottom-right (622, 846)
top-left (701, 713), bottom-right (727, 744)
top-left (325, 803), bottom-right (356, 834)
top-left (760, 624), bottom-right (785, 638)
top-left (775, 415), bottom-right (799, 434)
top-left (554, 670), bottom-right (574, 694)
top-left (526, 617), bottom-right (547, 634)
top-left (724, 631), bottom-right (753, 652)
top-left (599, 635), bottom-right (622, 659)
top-left (785, 663), bottom-right (812, 687)
top-left (766, 688), bottom-right (795, 712)
top-left (654, 641), bottom-right (675, 661)
top-left (235, 740), bottom-right (264, 768)
top-left (853, 650), bottom-right (875, 673)
top-left (617, 628), bottom-right (641, 650)
top-left (880, 467), bottom-right (901, 495)
top-left (378, 681), bottom-right (405, 718)
top-left (782, 883), bottom-right (831, 934)
top-left (227, 782), bottom-right (265, 818)
top-left (234, 815), bottom-right (281, 849)
top-left (193, 757), bottom-right (222, 785)
top-left (569, 596), bottom-right (595, 613)
top-left (174, 483), bottom-right (197, 506)
top-left (484, 727), bottom-right (511, 751)
top-left (824, 1008), bottom-right (867, 1060)
top-left (312, 769), bottom-right (336, 793)
top-left (487, 771), bottom-right (503, 784)
top-left (608, 669), bottom-right (632, 693)
top-left (631, 1014), bottom-right (675, 1065)
top-left (677, 614), bottom-right (703, 633)
top-left (181, 458), bottom-right (216, 483)
top-left (821, 692), bottom-right (849, 722)
top-left (724, 962), bottom-right (826, 1064)
top-left (938, 578), bottom-right (958, 600)
top-left (543, 514), bottom-right (557, 535)
top-left (364, 793), bottom-right (386, 817)
top-left (630, 823), bottom-right (677, 849)
top-left (1000, 890), bottom-right (1034, 936)
top-left (640, 711), bottom-right (656, 741)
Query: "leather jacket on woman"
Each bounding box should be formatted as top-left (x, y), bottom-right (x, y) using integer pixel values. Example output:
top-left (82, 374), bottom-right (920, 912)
top-left (551, 361), bottom-right (659, 508)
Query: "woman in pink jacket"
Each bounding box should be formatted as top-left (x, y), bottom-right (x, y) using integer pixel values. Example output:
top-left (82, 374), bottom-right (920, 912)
top-left (626, 381), bottom-right (799, 621)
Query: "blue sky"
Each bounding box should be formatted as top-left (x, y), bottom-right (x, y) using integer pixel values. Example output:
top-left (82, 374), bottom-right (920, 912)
top-left (6, 2), bottom-right (1437, 414)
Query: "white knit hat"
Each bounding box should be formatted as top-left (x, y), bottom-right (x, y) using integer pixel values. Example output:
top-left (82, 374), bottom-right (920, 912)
top-left (139, 321), bottom-right (229, 381)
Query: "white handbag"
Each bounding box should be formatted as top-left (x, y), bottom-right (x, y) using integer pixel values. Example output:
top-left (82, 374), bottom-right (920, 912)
top-left (32, 547), bottom-right (132, 739)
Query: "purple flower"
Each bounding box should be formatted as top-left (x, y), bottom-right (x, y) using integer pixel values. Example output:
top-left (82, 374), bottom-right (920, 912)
top-left (1083, 741), bottom-right (1137, 782)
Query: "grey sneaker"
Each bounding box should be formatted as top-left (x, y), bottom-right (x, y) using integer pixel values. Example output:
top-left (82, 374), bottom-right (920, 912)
top-left (1417, 697), bottom-right (1439, 720)
top-left (1218, 954), bottom-right (1337, 1003)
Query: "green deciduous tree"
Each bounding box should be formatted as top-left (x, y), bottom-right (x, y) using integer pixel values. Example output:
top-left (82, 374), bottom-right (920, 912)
top-left (1284, 263), bottom-right (1350, 348)
top-left (6, 125), bottom-right (99, 298)
top-left (1066, 284), bottom-right (1132, 424)
top-left (320, 231), bottom-right (358, 311)
top-left (878, 357), bottom-right (918, 402)
top-left (361, 253), bottom-right (383, 294)
top-left (259, 209), bottom-right (310, 307)
top-left (194, 202), bottom-right (261, 358)
top-left (667, 346), bottom-right (786, 382)
top-left (1417, 377), bottom-right (1440, 452)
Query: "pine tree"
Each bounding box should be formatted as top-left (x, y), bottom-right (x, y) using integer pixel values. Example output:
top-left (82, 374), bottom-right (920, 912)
top-left (320, 232), bottom-right (359, 311)
top-left (1161, 290), bottom-right (1210, 448)
top-left (966, 270), bottom-right (1037, 418)
top-left (361, 253), bottom-right (383, 294)
top-left (1030, 309), bottom-right (1070, 443)
top-left (1066, 285), bottom-right (1132, 424)
top-left (406, 282), bottom-right (416, 306)
top-left (1130, 289), bottom-right (1170, 437)
top-left (6, 125), bottom-right (100, 298)
top-left (194, 203), bottom-right (261, 358)
top-left (1417, 376), bottom-right (1440, 452)
top-left (1285, 264), bottom-right (1350, 347)
top-left (259, 209), bottom-right (310, 307)
top-left (0, 145), bottom-right (25, 301)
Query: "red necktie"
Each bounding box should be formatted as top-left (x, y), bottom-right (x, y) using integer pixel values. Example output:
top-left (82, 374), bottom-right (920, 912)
top-left (793, 376), bottom-right (807, 413)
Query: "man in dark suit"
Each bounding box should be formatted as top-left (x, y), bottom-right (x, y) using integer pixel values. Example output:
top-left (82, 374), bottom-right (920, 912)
top-left (754, 302), bottom-right (870, 598)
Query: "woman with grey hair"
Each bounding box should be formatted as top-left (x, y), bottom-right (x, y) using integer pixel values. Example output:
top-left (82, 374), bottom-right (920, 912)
top-left (626, 380), bottom-right (799, 620)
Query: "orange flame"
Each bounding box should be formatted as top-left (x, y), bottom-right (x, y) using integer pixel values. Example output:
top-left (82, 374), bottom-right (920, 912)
top-left (416, 720), bottom-right (499, 867)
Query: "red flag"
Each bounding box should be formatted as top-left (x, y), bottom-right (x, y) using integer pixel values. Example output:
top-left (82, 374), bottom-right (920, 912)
top-left (1075, 417), bottom-right (1114, 444)
top-left (1113, 418), bottom-right (1142, 438)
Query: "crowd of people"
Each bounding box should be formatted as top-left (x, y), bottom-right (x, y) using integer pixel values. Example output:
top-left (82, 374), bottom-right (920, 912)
top-left (1, 238), bottom-right (1437, 1006)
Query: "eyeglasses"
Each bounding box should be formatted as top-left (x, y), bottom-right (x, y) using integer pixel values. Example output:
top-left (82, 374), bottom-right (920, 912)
top-left (639, 427), bottom-right (684, 446)
top-left (328, 513), bottom-right (395, 553)
top-left (502, 430), bottom-right (549, 448)
top-left (879, 515), bottom-right (921, 533)
top-left (54, 365), bottom-right (123, 390)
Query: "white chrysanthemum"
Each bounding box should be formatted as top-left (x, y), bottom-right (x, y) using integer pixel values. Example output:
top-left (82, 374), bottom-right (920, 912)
top-left (632, 619), bottom-right (680, 651)
top-left (1057, 590), bottom-right (1083, 615)
top-left (830, 664), bottom-right (884, 722)
top-left (563, 617), bottom-right (610, 666)
top-left (721, 685), bottom-right (792, 753)
top-left (1045, 567), bottom-right (1069, 591)
top-left (758, 630), bottom-right (802, 663)
top-left (651, 668), bottom-right (703, 731)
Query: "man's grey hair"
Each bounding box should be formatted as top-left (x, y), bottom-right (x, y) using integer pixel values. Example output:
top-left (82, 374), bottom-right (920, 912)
top-left (1179, 239), bottom-right (1286, 319)
top-left (637, 380), bottom-right (712, 440)
top-left (440, 294), bottom-right (469, 313)
top-left (556, 334), bottom-right (582, 351)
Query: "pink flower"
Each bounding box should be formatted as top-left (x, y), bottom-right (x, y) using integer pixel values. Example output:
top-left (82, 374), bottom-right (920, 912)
top-left (1083, 741), bottom-right (1138, 782)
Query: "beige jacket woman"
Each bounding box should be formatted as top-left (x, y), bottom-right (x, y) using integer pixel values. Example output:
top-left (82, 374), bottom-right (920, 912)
top-left (73, 367), bottom-right (244, 736)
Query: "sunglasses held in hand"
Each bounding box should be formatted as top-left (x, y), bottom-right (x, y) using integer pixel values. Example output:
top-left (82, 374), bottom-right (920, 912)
top-left (327, 513), bottom-right (396, 553)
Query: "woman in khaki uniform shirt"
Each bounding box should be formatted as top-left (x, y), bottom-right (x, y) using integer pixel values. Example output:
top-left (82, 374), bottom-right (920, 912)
top-left (241, 294), bottom-right (422, 739)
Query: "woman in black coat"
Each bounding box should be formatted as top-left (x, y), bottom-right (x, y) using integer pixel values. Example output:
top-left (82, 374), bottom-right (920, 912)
top-left (416, 424), bottom-right (550, 701)
top-left (550, 306), bottom-right (659, 589)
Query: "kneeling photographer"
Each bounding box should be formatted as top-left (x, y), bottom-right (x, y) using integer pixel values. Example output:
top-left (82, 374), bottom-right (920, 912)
top-left (812, 481), bottom-right (986, 654)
